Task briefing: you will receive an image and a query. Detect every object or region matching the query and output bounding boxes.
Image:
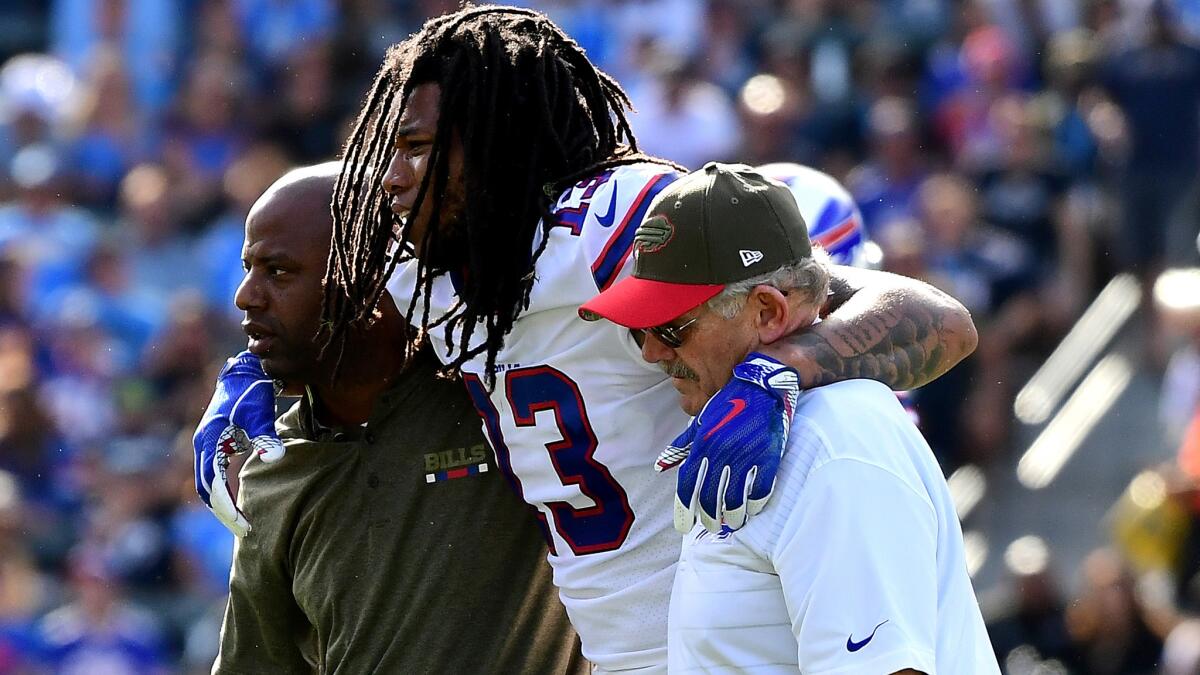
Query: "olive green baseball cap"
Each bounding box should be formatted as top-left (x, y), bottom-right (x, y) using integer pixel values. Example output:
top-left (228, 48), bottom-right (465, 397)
top-left (579, 162), bottom-right (812, 328)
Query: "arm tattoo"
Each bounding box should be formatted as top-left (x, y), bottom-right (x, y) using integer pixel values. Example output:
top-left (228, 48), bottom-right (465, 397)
top-left (786, 300), bottom-right (952, 391)
top-left (771, 266), bottom-right (976, 390)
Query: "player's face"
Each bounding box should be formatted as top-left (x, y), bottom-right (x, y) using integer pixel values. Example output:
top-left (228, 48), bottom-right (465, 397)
top-left (639, 305), bottom-right (757, 416)
top-left (235, 192), bottom-right (329, 384)
top-left (383, 83), bottom-right (467, 260)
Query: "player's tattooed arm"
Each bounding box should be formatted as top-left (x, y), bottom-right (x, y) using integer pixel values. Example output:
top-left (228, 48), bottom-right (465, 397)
top-left (762, 266), bottom-right (978, 391)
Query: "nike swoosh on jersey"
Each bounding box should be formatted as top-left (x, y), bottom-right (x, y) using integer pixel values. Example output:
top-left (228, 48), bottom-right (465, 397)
top-left (703, 398), bottom-right (747, 441)
top-left (595, 185), bottom-right (618, 227)
top-left (846, 620), bottom-right (889, 652)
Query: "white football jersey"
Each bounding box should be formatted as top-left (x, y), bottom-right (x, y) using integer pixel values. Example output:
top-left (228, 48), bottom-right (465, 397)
top-left (388, 164), bottom-right (687, 671)
top-left (668, 380), bottom-right (998, 674)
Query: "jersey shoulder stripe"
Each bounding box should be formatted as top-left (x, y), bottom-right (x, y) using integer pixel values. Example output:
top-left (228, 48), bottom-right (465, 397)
top-left (590, 172), bottom-right (678, 291)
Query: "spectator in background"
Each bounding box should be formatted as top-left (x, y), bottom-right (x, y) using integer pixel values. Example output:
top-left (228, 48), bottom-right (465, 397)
top-left (141, 293), bottom-right (223, 429)
top-left (191, 0), bottom-right (245, 60)
top-left (627, 51), bottom-right (741, 169)
top-left (1033, 28), bottom-right (1119, 314)
top-left (115, 164), bottom-right (202, 298)
top-left (257, 44), bottom-right (340, 163)
top-left (231, 0), bottom-right (336, 79)
top-left (35, 545), bottom-right (169, 674)
top-left (51, 0), bottom-right (181, 119)
top-left (0, 144), bottom-right (99, 310)
top-left (736, 21), bottom-right (840, 170)
top-left (753, 14), bottom-right (858, 169)
top-left (874, 219), bottom-right (968, 466)
top-left (918, 172), bottom-right (1039, 341)
top-left (53, 242), bottom-right (163, 368)
top-left (162, 54), bottom-right (249, 229)
top-left (605, 0), bottom-right (704, 84)
top-left (1064, 548), bottom-right (1165, 675)
top-left (1039, 29), bottom-right (1104, 179)
top-left (766, 0), bottom-right (865, 159)
top-left (0, 321), bottom-right (84, 556)
top-left (935, 24), bottom-right (1030, 171)
top-left (64, 48), bottom-right (152, 211)
top-left (876, 216), bottom-right (930, 280)
top-left (985, 537), bottom-right (1081, 671)
top-left (847, 96), bottom-right (930, 232)
top-left (85, 437), bottom-right (174, 593)
top-left (1103, 0), bottom-right (1200, 273)
top-left (0, 383), bottom-right (72, 506)
top-left (907, 173), bottom-right (1040, 465)
top-left (36, 293), bottom-right (119, 449)
top-left (695, 0), bottom-right (754, 93)
top-left (969, 95), bottom-right (1081, 334)
top-left (972, 97), bottom-right (1067, 271)
top-left (873, 0), bottom-right (952, 54)
top-left (1082, 0), bottom-right (1140, 54)
top-left (982, 0), bottom-right (1080, 64)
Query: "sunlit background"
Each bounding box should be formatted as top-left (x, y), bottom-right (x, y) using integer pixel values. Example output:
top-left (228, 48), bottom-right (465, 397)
top-left (1, 0), bottom-right (1200, 673)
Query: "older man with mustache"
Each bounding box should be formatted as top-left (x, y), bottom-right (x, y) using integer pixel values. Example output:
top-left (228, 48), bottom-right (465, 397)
top-left (581, 163), bottom-right (1000, 675)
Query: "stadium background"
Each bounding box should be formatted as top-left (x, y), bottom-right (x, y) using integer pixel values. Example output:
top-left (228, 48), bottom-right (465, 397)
top-left (1, 0), bottom-right (1200, 672)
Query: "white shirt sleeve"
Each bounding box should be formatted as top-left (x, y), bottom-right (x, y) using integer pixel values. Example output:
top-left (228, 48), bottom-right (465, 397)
top-left (770, 454), bottom-right (940, 675)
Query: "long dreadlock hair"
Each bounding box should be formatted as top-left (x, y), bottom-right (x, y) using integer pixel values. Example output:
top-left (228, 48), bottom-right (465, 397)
top-left (322, 4), bottom-right (683, 383)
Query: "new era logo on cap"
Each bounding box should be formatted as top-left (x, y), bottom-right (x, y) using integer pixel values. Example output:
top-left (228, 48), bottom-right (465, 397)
top-left (739, 250), bottom-right (764, 267)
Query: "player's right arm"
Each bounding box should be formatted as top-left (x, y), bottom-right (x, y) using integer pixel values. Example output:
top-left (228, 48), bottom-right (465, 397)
top-left (767, 265), bottom-right (978, 392)
top-left (193, 352), bottom-right (286, 537)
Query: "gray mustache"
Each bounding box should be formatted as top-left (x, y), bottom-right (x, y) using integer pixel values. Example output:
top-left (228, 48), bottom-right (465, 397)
top-left (662, 360), bottom-right (699, 380)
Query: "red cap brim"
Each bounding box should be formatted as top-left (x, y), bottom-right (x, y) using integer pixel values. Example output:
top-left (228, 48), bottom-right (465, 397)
top-left (579, 277), bottom-right (724, 329)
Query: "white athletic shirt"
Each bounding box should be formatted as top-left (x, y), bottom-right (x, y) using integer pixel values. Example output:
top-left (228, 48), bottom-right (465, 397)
top-left (668, 379), bottom-right (998, 674)
top-left (388, 163), bottom-right (687, 671)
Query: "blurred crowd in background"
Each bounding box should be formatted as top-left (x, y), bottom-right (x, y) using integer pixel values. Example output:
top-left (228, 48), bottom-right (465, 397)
top-left (0, 0), bottom-right (1199, 673)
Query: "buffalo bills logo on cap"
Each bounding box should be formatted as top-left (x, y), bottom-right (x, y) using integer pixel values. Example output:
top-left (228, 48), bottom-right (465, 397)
top-left (634, 214), bottom-right (675, 254)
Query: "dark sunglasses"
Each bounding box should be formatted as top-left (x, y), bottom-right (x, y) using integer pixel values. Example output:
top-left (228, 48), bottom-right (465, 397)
top-left (642, 315), bottom-right (700, 349)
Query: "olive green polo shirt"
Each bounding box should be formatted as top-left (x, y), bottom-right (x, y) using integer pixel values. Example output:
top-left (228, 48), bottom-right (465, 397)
top-left (213, 350), bottom-right (584, 674)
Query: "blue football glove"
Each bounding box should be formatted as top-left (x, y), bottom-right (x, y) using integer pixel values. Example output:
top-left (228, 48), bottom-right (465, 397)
top-left (193, 352), bottom-right (285, 537)
top-left (656, 353), bottom-right (801, 534)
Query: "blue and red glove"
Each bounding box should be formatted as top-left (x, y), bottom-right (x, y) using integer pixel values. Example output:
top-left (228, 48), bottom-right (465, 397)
top-left (656, 353), bottom-right (801, 534)
top-left (193, 352), bottom-right (285, 537)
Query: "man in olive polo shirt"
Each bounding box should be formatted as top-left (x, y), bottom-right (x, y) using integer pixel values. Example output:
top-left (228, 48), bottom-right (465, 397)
top-left (213, 163), bottom-right (583, 673)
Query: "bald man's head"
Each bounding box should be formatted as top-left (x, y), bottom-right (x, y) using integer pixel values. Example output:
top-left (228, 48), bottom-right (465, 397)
top-left (250, 161), bottom-right (342, 245)
top-left (235, 162), bottom-right (342, 383)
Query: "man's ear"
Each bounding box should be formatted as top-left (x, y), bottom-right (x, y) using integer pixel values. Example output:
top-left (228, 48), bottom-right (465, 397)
top-left (748, 285), bottom-right (791, 344)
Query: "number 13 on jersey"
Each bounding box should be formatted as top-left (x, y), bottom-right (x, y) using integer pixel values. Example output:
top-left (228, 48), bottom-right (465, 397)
top-left (464, 366), bottom-right (635, 555)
